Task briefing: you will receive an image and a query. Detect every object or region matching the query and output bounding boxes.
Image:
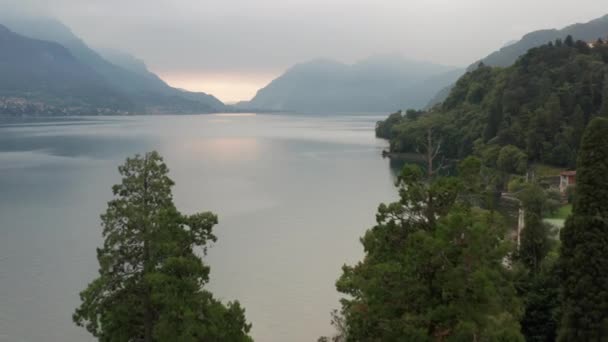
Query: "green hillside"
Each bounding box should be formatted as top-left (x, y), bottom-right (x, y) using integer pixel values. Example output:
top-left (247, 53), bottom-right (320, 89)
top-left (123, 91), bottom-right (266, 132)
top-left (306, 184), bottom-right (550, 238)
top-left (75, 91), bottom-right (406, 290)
top-left (377, 37), bottom-right (608, 168)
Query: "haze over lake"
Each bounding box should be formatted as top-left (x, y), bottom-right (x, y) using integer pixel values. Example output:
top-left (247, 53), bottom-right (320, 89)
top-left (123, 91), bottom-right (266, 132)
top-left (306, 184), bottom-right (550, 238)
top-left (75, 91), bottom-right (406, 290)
top-left (0, 113), bottom-right (397, 342)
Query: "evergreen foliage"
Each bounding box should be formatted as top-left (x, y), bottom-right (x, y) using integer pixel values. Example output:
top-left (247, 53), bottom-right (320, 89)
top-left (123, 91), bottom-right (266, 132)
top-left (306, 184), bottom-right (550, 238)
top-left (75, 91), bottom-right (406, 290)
top-left (558, 117), bottom-right (608, 340)
top-left (518, 253), bottom-right (560, 342)
top-left (518, 184), bottom-right (554, 272)
top-left (73, 152), bottom-right (252, 342)
top-left (334, 163), bottom-right (523, 341)
top-left (377, 37), bottom-right (608, 168)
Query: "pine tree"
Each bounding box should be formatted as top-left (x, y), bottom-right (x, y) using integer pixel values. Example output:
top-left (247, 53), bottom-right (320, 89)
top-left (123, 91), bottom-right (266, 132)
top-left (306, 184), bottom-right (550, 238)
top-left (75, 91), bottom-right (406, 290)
top-left (559, 118), bottom-right (608, 340)
top-left (73, 152), bottom-right (252, 342)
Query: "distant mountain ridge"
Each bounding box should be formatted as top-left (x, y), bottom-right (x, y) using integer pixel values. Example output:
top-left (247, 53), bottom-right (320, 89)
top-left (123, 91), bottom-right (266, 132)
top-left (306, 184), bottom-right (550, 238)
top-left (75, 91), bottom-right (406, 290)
top-left (0, 15), bottom-right (225, 115)
top-left (427, 14), bottom-right (608, 107)
top-left (0, 24), bottom-right (135, 115)
top-left (471, 14), bottom-right (608, 70)
top-left (238, 56), bottom-right (462, 113)
top-left (378, 37), bottom-right (608, 168)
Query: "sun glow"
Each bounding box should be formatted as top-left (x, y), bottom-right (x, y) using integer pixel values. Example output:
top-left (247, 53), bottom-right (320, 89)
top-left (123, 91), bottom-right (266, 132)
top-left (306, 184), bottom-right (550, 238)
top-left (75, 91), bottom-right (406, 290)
top-left (158, 71), bottom-right (277, 104)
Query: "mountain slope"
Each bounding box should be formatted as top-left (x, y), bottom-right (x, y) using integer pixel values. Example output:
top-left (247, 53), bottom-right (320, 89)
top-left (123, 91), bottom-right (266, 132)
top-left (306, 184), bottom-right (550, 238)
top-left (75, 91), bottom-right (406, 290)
top-left (390, 68), bottom-right (465, 110)
top-left (377, 38), bottom-right (608, 168)
top-left (1, 16), bottom-right (225, 114)
top-left (239, 56), bottom-right (460, 113)
top-left (0, 25), bottom-right (133, 115)
top-left (98, 48), bottom-right (225, 112)
top-left (428, 14), bottom-right (608, 107)
top-left (472, 14), bottom-right (608, 70)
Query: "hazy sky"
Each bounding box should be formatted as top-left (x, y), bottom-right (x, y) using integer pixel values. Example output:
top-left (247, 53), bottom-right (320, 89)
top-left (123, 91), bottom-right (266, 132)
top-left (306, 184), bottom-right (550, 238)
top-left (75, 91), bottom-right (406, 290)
top-left (3, 0), bottom-right (608, 102)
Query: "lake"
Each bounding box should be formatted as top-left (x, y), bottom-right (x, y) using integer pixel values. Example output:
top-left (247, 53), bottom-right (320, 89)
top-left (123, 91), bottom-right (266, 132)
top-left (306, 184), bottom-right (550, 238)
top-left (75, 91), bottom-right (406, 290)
top-left (0, 113), bottom-right (397, 342)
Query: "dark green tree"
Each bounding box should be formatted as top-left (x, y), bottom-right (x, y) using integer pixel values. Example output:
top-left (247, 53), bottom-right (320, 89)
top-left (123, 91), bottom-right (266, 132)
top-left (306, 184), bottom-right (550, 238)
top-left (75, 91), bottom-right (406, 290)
top-left (497, 145), bottom-right (528, 175)
top-left (335, 164), bottom-right (523, 341)
top-left (518, 184), bottom-right (554, 272)
top-left (376, 110), bottom-right (403, 139)
top-left (559, 118), bottom-right (608, 340)
top-left (376, 40), bottom-right (608, 168)
top-left (73, 152), bottom-right (252, 342)
top-left (519, 252), bottom-right (560, 342)
top-left (515, 185), bottom-right (560, 341)
top-left (508, 183), bottom-right (562, 341)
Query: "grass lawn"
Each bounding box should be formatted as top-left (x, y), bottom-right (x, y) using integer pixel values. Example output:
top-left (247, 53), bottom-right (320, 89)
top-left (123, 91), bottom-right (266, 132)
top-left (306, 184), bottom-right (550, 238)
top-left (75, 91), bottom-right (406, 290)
top-left (544, 218), bottom-right (566, 229)
top-left (532, 163), bottom-right (563, 178)
top-left (543, 204), bottom-right (572, 230)
top-left (547, 204), bottom-right (572, 219)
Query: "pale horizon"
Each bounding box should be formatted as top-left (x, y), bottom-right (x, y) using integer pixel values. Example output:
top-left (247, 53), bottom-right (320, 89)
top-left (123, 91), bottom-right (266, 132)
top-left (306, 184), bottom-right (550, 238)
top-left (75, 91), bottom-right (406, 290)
top-left (158, 71), bottom-right (277, 103)
top-left (2, 0), bottom-right (607, 103)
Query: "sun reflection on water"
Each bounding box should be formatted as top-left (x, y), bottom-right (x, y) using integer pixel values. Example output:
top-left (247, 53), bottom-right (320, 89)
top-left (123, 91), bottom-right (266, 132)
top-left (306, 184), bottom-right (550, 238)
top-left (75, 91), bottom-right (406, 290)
top-left (180, 137), bottom-right (261, 163)
top-left (213, 113), bottom-right (257, 117)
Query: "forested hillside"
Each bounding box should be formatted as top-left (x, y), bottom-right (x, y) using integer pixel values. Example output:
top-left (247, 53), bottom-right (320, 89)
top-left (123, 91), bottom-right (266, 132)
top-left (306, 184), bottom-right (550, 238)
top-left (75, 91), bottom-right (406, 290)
top-left (427, 14), bottom-right (608, 107)
top-left (377, 37), bottom-right (608, 168)
top-left (471, 14), bottom-right (608, 70)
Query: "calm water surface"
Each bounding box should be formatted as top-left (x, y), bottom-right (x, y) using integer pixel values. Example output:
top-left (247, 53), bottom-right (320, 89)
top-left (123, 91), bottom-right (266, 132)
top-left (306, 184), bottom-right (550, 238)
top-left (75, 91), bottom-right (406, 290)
top-left (0, 114), bottom-right (396, 342)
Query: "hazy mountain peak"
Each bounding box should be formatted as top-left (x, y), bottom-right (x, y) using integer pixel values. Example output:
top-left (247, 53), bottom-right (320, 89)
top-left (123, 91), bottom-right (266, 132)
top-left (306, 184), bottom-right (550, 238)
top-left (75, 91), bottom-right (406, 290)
top-left (238, 55), bottom-right (462, 113)
top-left (356, 53), bottom-right (439, 67)
top-left (288, 58), bottom-right (346, 71)
top-left (0, 15), bottom-right (226, 114)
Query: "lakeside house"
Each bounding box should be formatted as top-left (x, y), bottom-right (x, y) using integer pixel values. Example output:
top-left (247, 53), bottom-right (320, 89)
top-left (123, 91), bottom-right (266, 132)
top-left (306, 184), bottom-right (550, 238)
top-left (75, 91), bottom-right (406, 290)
top-left (559, 171), bottom-right (576, 193)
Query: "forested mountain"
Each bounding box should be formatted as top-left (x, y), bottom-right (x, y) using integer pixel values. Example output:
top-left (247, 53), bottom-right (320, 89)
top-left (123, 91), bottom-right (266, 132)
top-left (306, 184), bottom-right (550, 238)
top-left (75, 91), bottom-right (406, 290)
top-left (472, 14), bottom-right (608, 70)
top-left (0, 25), bottom-right (133, 115)
top-left (377, 37), bottom-right (608, 168)
top-left (428, 14), bottom-right (608, 107)
top-left (343, 36), bottom-right (608, 342)
top-left (238, 56), bottom-right (461, 113)
top-left (0, 16), bottom-right (225, 114)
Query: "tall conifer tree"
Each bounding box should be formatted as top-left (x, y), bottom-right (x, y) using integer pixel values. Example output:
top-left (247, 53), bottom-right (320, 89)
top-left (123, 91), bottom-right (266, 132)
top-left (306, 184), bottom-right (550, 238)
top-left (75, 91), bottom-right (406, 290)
top-left (73, 152), bottom-right (252, 342)
top-left (559, 118), bottom-right (608, 340)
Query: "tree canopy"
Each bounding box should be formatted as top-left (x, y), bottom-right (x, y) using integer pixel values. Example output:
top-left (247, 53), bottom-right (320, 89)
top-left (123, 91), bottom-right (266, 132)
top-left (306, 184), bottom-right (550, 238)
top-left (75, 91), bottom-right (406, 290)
top-left (377, 37), bottom-right (608, 168)
top-left (73, 151), bottom-right (252, 342)
top-left (558, 118), bottom-right (608, 340)
top-left (333, 163), bottom-right (523, 341)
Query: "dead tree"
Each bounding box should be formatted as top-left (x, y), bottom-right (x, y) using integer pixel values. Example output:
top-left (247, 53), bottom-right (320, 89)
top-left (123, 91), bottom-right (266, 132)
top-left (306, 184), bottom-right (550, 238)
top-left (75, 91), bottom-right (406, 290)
top-left (417, 126), bottom-right (445, 179)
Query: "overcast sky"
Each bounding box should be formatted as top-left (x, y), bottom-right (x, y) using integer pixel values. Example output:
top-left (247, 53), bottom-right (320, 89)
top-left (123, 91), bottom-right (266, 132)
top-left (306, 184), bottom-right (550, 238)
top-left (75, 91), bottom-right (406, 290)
top-left (2, 0), bottom-right (608, 102)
